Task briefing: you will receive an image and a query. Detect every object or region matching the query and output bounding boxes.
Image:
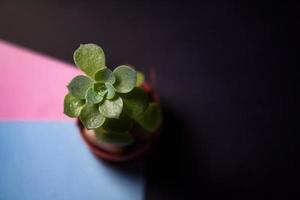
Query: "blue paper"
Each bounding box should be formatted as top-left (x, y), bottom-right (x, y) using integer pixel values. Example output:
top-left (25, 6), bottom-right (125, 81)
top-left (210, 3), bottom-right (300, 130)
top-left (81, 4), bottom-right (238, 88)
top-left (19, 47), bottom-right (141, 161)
top-left (0, 122), bottom-right (144, 200)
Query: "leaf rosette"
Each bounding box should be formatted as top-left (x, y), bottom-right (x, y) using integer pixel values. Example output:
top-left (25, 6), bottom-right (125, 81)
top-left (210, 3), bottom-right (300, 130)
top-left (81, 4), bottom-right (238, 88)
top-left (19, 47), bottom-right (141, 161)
top-left (64, 43), bottom-right (162, 145)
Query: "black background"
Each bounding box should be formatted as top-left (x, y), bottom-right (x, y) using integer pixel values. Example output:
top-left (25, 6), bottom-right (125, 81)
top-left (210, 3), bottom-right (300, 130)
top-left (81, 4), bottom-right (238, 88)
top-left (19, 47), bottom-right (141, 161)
top-left (0, 0), bottom-right (298, 199)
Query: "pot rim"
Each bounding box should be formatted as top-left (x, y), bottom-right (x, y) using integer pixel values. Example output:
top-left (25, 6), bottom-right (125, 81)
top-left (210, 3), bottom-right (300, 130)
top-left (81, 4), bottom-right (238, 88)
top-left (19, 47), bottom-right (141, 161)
top-left (78, 123), bottom-right (160, 162)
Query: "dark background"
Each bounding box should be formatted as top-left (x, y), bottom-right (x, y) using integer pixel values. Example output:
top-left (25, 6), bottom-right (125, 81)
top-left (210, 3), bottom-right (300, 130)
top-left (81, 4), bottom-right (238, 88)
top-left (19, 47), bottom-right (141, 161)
top-left (0, 0), bottom-right (298, 199)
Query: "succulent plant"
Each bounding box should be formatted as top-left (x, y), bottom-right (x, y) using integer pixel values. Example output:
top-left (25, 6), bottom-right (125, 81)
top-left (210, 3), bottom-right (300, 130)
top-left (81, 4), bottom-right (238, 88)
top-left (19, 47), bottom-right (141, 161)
top-left (64, 44), bottom-right (162, 145)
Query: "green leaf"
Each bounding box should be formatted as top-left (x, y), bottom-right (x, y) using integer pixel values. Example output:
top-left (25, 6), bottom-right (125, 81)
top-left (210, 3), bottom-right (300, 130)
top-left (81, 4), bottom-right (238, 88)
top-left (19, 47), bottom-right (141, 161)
top-left (73, 44), bottom-right (106, 77)
top-left (105, 82), bottom-right (116, 99)
top-left (67, 75), bottom-right (93, 99)
top-left (136, 71), bottom-right (145, 86)
top-left (94, 83), bottom-right (107, 96)
top-left (80, 104), bottom-right (105, 129)
top-left (99, 96), bottom-right (123, 119)
top-left (95, 128), bottom-right (134, 146)
top-left (94, 68), bottom-right (116, 84)
top-left (63, 93), bottom-right (85, 117)
top-left (120, 87), bottom-right (149, 118)
top-left (113, 65), bottom-right (136, 93)
top-left (86, 88), bottom-right (104, 104)
top-left (102, 112), bottom-right (133, 132)
top-left (135, 102), bottom-right (162, 132)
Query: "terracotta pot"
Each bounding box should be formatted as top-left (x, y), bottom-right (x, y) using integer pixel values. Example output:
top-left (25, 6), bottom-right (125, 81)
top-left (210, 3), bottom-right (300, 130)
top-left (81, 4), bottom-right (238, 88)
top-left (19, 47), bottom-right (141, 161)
top-left (77, 82), bottom-right (160, 162)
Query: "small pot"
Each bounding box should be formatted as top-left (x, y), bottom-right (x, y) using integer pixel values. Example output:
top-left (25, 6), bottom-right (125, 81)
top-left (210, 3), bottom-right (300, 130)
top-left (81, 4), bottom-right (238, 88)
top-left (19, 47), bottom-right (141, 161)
top-left (77, 82), bottom-right (160, 162)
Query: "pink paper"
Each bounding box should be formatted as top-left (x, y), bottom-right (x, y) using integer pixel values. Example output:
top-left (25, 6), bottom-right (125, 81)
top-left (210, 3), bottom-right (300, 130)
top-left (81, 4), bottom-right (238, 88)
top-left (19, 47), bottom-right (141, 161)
top-left (0, 39), bottom-right (81, 121)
